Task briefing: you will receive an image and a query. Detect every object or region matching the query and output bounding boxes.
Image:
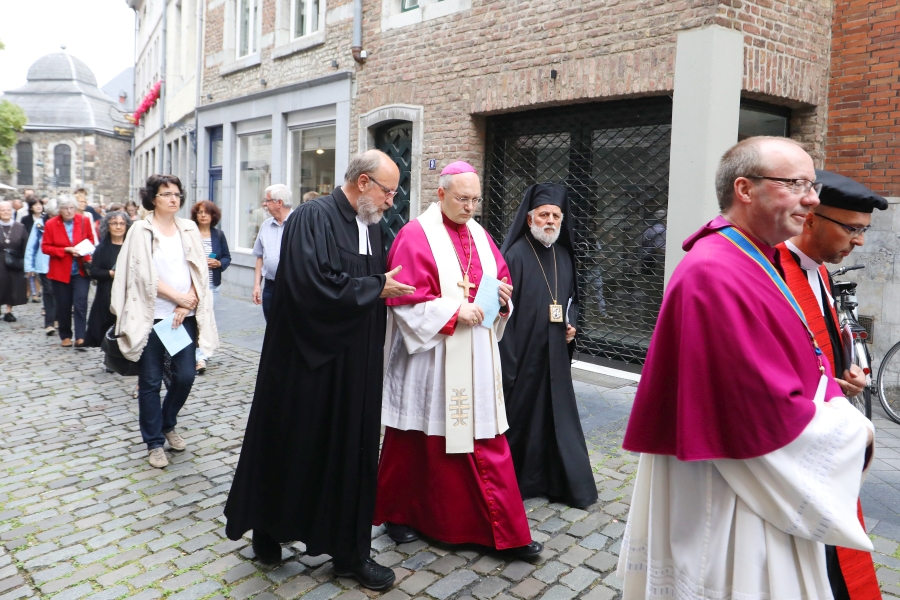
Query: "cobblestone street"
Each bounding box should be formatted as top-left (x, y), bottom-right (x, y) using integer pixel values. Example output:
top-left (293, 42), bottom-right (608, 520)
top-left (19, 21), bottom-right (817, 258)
top-left (2, 297), bottom-right (900, 600)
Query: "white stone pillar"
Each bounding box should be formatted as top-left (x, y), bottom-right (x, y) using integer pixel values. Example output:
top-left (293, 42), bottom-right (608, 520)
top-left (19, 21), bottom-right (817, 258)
top-left (665, 25), bottom-right (744, 285)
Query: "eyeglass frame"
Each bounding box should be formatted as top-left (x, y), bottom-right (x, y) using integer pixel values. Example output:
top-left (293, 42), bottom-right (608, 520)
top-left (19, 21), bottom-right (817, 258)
top-left (743, 175), bottom-right (823, 196)
top-left (812, 212), bottom-right (871, 238)
top-left (365, 175), bottom-right (399, 199)
top-left (155, 192), bottom-right (185, 199)
top-left (447, 192), bottom-right (483, 207)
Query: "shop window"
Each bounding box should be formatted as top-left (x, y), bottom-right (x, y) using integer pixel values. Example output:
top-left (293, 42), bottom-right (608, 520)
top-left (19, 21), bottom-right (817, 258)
top-left (237, 131), bottom-right (272, 248)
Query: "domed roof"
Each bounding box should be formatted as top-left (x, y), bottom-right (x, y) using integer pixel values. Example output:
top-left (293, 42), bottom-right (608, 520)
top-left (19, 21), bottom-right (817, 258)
top-left (2, 52), bottom-right (132, 137)
top-left (26, 53), bottom-right (98, 86)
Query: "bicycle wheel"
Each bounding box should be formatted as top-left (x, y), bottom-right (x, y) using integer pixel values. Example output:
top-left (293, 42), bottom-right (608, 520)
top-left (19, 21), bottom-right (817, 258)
top-left (877, 340), bottom-right (900, 425)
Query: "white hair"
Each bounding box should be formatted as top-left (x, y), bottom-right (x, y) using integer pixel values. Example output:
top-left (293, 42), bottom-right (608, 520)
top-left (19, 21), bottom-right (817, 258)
top-left (0, 201), bottom-right (11, 211)
top-left (57, 195), bottom-right (78, 209)
top-left (265, 184), bottom-right (292, 208)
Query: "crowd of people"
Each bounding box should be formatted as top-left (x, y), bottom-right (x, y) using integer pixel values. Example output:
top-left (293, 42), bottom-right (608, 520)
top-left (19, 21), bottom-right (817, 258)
top-left (0, 136), bottom-right (887, 599)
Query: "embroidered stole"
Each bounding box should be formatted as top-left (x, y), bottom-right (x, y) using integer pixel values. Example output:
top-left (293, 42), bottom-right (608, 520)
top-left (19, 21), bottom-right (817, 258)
top-left (418, 203), bottom-right (508, 454)
top-left (775, 245), bottom-right (880, 600)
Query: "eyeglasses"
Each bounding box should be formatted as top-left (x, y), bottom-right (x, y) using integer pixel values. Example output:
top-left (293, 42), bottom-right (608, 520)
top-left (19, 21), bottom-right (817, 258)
top-left (813, 212), bottom-right (870, 238)
top-left (261, 198), bottom-right (281, 204)
top-left (366, 176), bottom-right (399, 198)
top-left (744, 176), bottom-right (823, 196)
top-left (156, 192), bottom-right (184, 199)
top-left (448, 193), bottom-right (483, 207)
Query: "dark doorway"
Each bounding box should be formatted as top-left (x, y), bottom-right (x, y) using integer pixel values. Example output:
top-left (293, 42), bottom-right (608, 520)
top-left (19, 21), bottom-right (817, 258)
top-left (374, 120), bottom-right (412, 253)
top-left (54, 144), bottom-right (72, 188)
top-left (484, 97), bottom-right (672, 365)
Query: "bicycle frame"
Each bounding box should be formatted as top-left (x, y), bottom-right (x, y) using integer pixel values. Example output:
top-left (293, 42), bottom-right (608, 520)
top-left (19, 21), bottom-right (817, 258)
top-left (831, 269), bottom-right (874, 419)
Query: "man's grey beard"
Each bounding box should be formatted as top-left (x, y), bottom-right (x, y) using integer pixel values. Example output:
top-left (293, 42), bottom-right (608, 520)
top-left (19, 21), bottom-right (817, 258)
top-left (530, 222), bottom-right (560, 246)
top-left (357, 193), bottom-right (384, 225)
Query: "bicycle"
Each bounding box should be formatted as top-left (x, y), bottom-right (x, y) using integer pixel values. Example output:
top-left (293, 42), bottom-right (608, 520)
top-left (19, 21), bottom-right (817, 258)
top-left (877, 309), bottom-right (900, 425)
top-left (831, 264), bottom-right (873, 420)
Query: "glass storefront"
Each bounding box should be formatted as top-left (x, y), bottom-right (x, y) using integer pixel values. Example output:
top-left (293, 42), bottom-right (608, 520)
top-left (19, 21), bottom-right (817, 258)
top-left (289, 124), bottom-right (336, 203)
top-left (237, 131), bottom-right (272, 249)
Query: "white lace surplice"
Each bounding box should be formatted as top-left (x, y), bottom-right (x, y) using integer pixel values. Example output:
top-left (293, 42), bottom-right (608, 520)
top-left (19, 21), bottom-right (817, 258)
top-left (617, 391), bottom-right (874, 600)
top-left (381, 299), bottom-right (508, 439)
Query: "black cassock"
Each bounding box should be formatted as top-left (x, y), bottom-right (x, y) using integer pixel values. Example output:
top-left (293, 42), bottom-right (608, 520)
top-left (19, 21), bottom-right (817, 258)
top-left (224, 189), bottom-right (387, 565)
top-left (499, 231), bottom-right (598, 509)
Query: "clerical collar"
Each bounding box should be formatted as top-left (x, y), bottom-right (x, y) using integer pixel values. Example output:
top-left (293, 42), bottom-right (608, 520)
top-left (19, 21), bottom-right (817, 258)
top-left (784, 240), bottom-right (820, 271)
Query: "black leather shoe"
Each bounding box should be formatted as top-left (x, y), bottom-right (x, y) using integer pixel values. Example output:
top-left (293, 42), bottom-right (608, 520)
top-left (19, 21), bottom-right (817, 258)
top-left (503, 541), bottom-right (544, 558)
top-left (2, 312), bottom-right (15, 322)
top-left (251, 529), bottom-right (282, 564)
top-left (385, 522), bottom-right (418, 544)
top-left (333, 557), bottom-right (396, 590)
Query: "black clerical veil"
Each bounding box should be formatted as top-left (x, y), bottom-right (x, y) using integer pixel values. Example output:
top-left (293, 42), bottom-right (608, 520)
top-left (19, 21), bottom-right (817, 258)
top-left (500, 182), bottom-right (578, 305)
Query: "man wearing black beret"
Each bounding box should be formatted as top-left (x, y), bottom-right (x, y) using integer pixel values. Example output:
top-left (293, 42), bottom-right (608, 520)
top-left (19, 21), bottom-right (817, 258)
top-left (774, 168), bottom-right (886, 600)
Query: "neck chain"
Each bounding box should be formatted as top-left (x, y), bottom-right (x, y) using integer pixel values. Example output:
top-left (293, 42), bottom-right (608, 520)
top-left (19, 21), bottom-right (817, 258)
top-left (526, 237), bottom-right (558, 303)
top-left (449, 224), bottom-right (474, 277)
top-left (0, 221), bottom-right (12, 245)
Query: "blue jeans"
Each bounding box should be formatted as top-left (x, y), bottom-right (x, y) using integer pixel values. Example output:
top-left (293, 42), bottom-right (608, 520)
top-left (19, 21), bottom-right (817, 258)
top-left (262, 278), bottom-right (276, 321)
top-left (138, 316), bottom-right (197, 450)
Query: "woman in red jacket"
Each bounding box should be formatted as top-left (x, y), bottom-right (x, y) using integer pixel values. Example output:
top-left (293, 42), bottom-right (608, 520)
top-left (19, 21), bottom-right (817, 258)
top-left (42, 197), bottom-right (93, 348)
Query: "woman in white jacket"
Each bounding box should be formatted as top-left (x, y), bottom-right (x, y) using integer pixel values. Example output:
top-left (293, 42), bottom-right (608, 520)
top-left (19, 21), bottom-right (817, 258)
top-left (111, 174), bottom-right (219, 469)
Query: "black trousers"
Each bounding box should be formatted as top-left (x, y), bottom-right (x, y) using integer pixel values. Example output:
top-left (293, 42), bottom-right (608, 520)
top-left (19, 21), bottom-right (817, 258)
top-left (39, 273), bottom-right (55, 328)
top-left (53, 273), bottom-right (90, 340)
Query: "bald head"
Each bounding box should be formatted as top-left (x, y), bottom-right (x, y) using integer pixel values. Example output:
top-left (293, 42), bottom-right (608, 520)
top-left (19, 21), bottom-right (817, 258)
top-left (716, 136), bottom-right (807, 211)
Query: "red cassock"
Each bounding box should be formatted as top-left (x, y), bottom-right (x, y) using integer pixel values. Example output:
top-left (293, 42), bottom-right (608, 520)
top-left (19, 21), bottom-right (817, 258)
top-left (776, 243), bottom-right (880, 600)
top-left (373, 213), bottom-right (533, 549)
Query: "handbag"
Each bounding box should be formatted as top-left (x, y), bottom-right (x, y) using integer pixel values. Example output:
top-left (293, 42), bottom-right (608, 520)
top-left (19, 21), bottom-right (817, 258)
top-left (3, 249), bottom-right (24, 271)
top-left (101, 326), bottom-right (141, 377)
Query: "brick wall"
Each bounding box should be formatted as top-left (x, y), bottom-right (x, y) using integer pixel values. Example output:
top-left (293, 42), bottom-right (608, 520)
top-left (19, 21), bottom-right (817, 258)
top-left (827, 0), bottom-right (900, 194)
top-left (826, 0), bottom-right (900, 374)
top-left (200, 0), bottom-right (834, 201)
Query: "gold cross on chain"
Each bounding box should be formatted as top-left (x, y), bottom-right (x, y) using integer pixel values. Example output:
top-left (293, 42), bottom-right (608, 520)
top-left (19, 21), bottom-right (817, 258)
top-left (457, 273), bottom-right (476, 300)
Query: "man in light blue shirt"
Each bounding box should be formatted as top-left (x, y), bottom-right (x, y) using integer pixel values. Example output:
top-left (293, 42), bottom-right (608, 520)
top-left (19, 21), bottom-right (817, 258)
top-left (252, 184), bottom-right (293, 321)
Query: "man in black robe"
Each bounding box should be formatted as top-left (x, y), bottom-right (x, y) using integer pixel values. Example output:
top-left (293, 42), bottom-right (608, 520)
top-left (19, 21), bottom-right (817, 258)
top-left (498, 183), bottom-right (598, 509)
top-left (224, 150), bottom-right (415, 590)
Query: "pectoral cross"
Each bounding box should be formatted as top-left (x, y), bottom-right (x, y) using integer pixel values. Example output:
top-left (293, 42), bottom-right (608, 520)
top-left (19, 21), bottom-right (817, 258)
top-left (457, 274), bottom-right (476, 300)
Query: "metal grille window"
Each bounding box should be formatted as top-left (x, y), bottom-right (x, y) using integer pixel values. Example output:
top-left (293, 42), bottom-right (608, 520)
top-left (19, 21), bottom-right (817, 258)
top-left (484, 97), bottom-right (672, 365)
top-left (375, 121), bottom-right (412, 253)
top-left (16, 142), bottom-right (32, 186)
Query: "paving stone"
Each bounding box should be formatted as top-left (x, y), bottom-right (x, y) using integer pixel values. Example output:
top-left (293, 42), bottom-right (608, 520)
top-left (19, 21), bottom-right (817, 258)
top-left (395, 540), bottom-right (428, 554)
top-left (501, 561), bottom-right (536, 582)
top-left (333, 591), bottom-right (367, 600)
top-left (23, 544), bottom-right (85, 570)
top-left (31, 564), bottom-right (74, 584)
top-left (96, 563), bottom-right (141, 587)
top-left (507, 577), bottom-right (545, 599)
top-left (84, 585), bottom-right (129, 600)
top-left (274, 575), bottom-right (317, 599)
top-left (400, 551), bottom-right (437, 570)
top-left (471, 576), bottom-right (509, 599)
top-left (378, 591), bottom-right (411, 600)
top-left (537, 518), bottom-right (567, 534)
top-left (585, 551), bottom-right (618, 574)
top-left (51, 583), bottom-right (93, 600)
top-left (578, 533), bottom-right (609, 551)
top-left (533, 561), bottom-right (569, 584)
top-left (301, 583), bottom-right (340, 600)
top-left (265, 561), bottom-right (305, 583)
top-left (560, 567), bottom-right (600, 592)
top-left (545, 534), bottom-right (577, 552)
top-left (472, 555), bottom-right (505, 574)
top-left (374, 551), bottom-right (404, 567)
top-left (140, 548), bottom-right (181, 568)
top-left (230, 577), bottom-right (271, 599)
top-left (600, 522), bottom-right (625, 539)
top-left (873, 536), bottom-right (899, 556)
top-left (74, 545), bottom-right (118, 565)
top-left (581, 585), bottom-right (615, 600)
top-left (558, 545), bottom-right (594, 567)
top-left (539, 585), bottom-right (577, 600)
top-left (129, 567), bottom-right (172, 588)
top-left (203, 554), bottom-right (244, 575)
top-left (601, 573), bottom-right (624, 591)
top-left (174, 550), bottom-right (215, 570)
top-left (223, 562), bottom-right (258, 584)
top-left (429, 554), bottom-right (468, 575)
top-left (425, 569), bottom-right (479, 600)
top-left (128, 591), bottom-right (163, 600)
top-left (168, 580), bottom-right (222, 600)
top-left (180, 533), bottom-right (220, 553)
top-left (399, 570), bottom-right (439, 595)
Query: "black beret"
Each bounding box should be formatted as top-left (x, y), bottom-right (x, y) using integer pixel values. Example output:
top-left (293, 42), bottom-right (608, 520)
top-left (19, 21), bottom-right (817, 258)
top-left (815, 169), bottom-right (887, 213)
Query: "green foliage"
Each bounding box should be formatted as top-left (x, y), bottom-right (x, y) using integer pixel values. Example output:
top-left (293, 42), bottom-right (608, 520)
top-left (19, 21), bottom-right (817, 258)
top-left (0, 100), bottom-right (26, 174)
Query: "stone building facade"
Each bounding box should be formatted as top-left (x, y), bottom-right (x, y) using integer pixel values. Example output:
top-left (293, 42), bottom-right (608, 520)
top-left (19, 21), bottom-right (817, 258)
top-left (1, 52), bottom-right (133, 202)
top-left (827, 0), bottom-right (900, 373)
top-left (196, 0), bottom-right (837, 366)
